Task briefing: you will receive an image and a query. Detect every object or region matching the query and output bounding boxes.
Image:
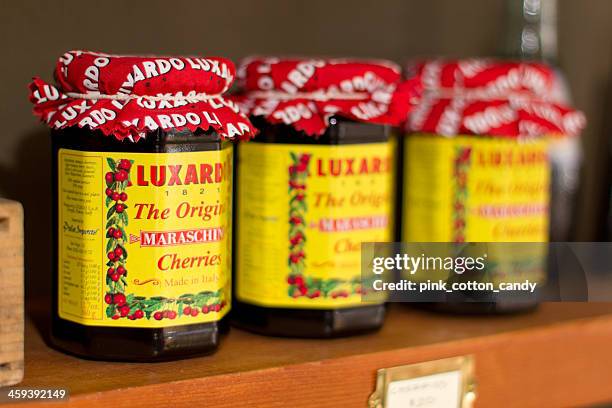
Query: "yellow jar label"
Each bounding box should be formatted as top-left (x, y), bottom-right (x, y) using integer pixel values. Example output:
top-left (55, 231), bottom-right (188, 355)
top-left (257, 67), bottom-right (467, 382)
top-left (402, 134), bottom-right (550, 243)
top-left (58, 147), bottom-right (232, 327)
top-left (236, 142), bottom-right (392, 308)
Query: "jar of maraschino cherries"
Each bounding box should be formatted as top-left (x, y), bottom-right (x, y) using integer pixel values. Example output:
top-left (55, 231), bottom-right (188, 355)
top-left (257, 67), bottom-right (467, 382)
top-left (232, 57), bottom-right (420, 337)
top-left (401, 59), bottom-right (585, 313)
top-left (29, 50), bottom-right (256, 361)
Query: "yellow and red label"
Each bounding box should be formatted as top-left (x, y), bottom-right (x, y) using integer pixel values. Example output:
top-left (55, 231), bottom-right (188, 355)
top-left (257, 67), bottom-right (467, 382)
top-left (57, 147), bottom-right (232, 327)
top-left (402, 134), bottom-right (550, 243)
top-left (236, 142), bottom-right (393, 308)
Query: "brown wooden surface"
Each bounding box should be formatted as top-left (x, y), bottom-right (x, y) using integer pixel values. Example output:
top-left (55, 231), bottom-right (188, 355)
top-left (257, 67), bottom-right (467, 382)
top-left (4, 303), bottom-right (612, 407)
top-left (0, 199), bottom-right (23, 388)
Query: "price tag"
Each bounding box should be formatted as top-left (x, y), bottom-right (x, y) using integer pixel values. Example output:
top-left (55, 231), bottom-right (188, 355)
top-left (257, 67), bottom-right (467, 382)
top-left (369, 356), bottom-right (476, 408)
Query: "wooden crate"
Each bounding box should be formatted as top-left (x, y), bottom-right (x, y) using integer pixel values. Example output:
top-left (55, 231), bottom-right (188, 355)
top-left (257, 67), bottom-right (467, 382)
top-left (0, 199), bottom-right (23, 387)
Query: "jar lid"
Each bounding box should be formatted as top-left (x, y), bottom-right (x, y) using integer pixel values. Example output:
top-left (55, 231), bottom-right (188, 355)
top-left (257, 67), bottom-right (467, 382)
top-left (29, 50), bottom-right (257, 141)
top-left (234, 57), bottom-right (422, 136)
top-left (405, 59), bottom-right (585, 138)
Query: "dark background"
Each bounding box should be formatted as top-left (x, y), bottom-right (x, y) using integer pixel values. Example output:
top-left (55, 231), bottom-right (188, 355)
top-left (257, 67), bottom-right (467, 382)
top-left (0, 0), bottom-right (610, 302)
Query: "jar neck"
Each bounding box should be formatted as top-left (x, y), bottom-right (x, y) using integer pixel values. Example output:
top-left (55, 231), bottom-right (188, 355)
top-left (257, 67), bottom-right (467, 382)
top-left (250, 116), bottom-right (390, 145)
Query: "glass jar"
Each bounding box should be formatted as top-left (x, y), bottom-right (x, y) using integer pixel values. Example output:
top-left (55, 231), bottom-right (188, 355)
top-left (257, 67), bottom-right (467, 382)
top-left (51, 127), bottom-right (233, 360)
top-left (402, 134), bottom-right (550, 314)
top-left (233, 117), bottom-right (392, 337)
top-left (31, 51), bottom-right (255, 360)
top-left (400, 59), bottom-right (584, 314)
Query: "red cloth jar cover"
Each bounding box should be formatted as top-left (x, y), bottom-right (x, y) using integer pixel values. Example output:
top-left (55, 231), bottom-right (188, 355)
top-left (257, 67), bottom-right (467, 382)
top-left (234, 57), bottom-right (422, 136)
top-left (405, 59), bottom-right (586, 137)
top-left (29, 50), bottom-right (257, 141)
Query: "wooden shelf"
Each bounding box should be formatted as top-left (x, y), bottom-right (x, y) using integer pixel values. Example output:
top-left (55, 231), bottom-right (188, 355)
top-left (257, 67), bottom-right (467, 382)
top-left (6, 303), bottom-right (612, 407)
